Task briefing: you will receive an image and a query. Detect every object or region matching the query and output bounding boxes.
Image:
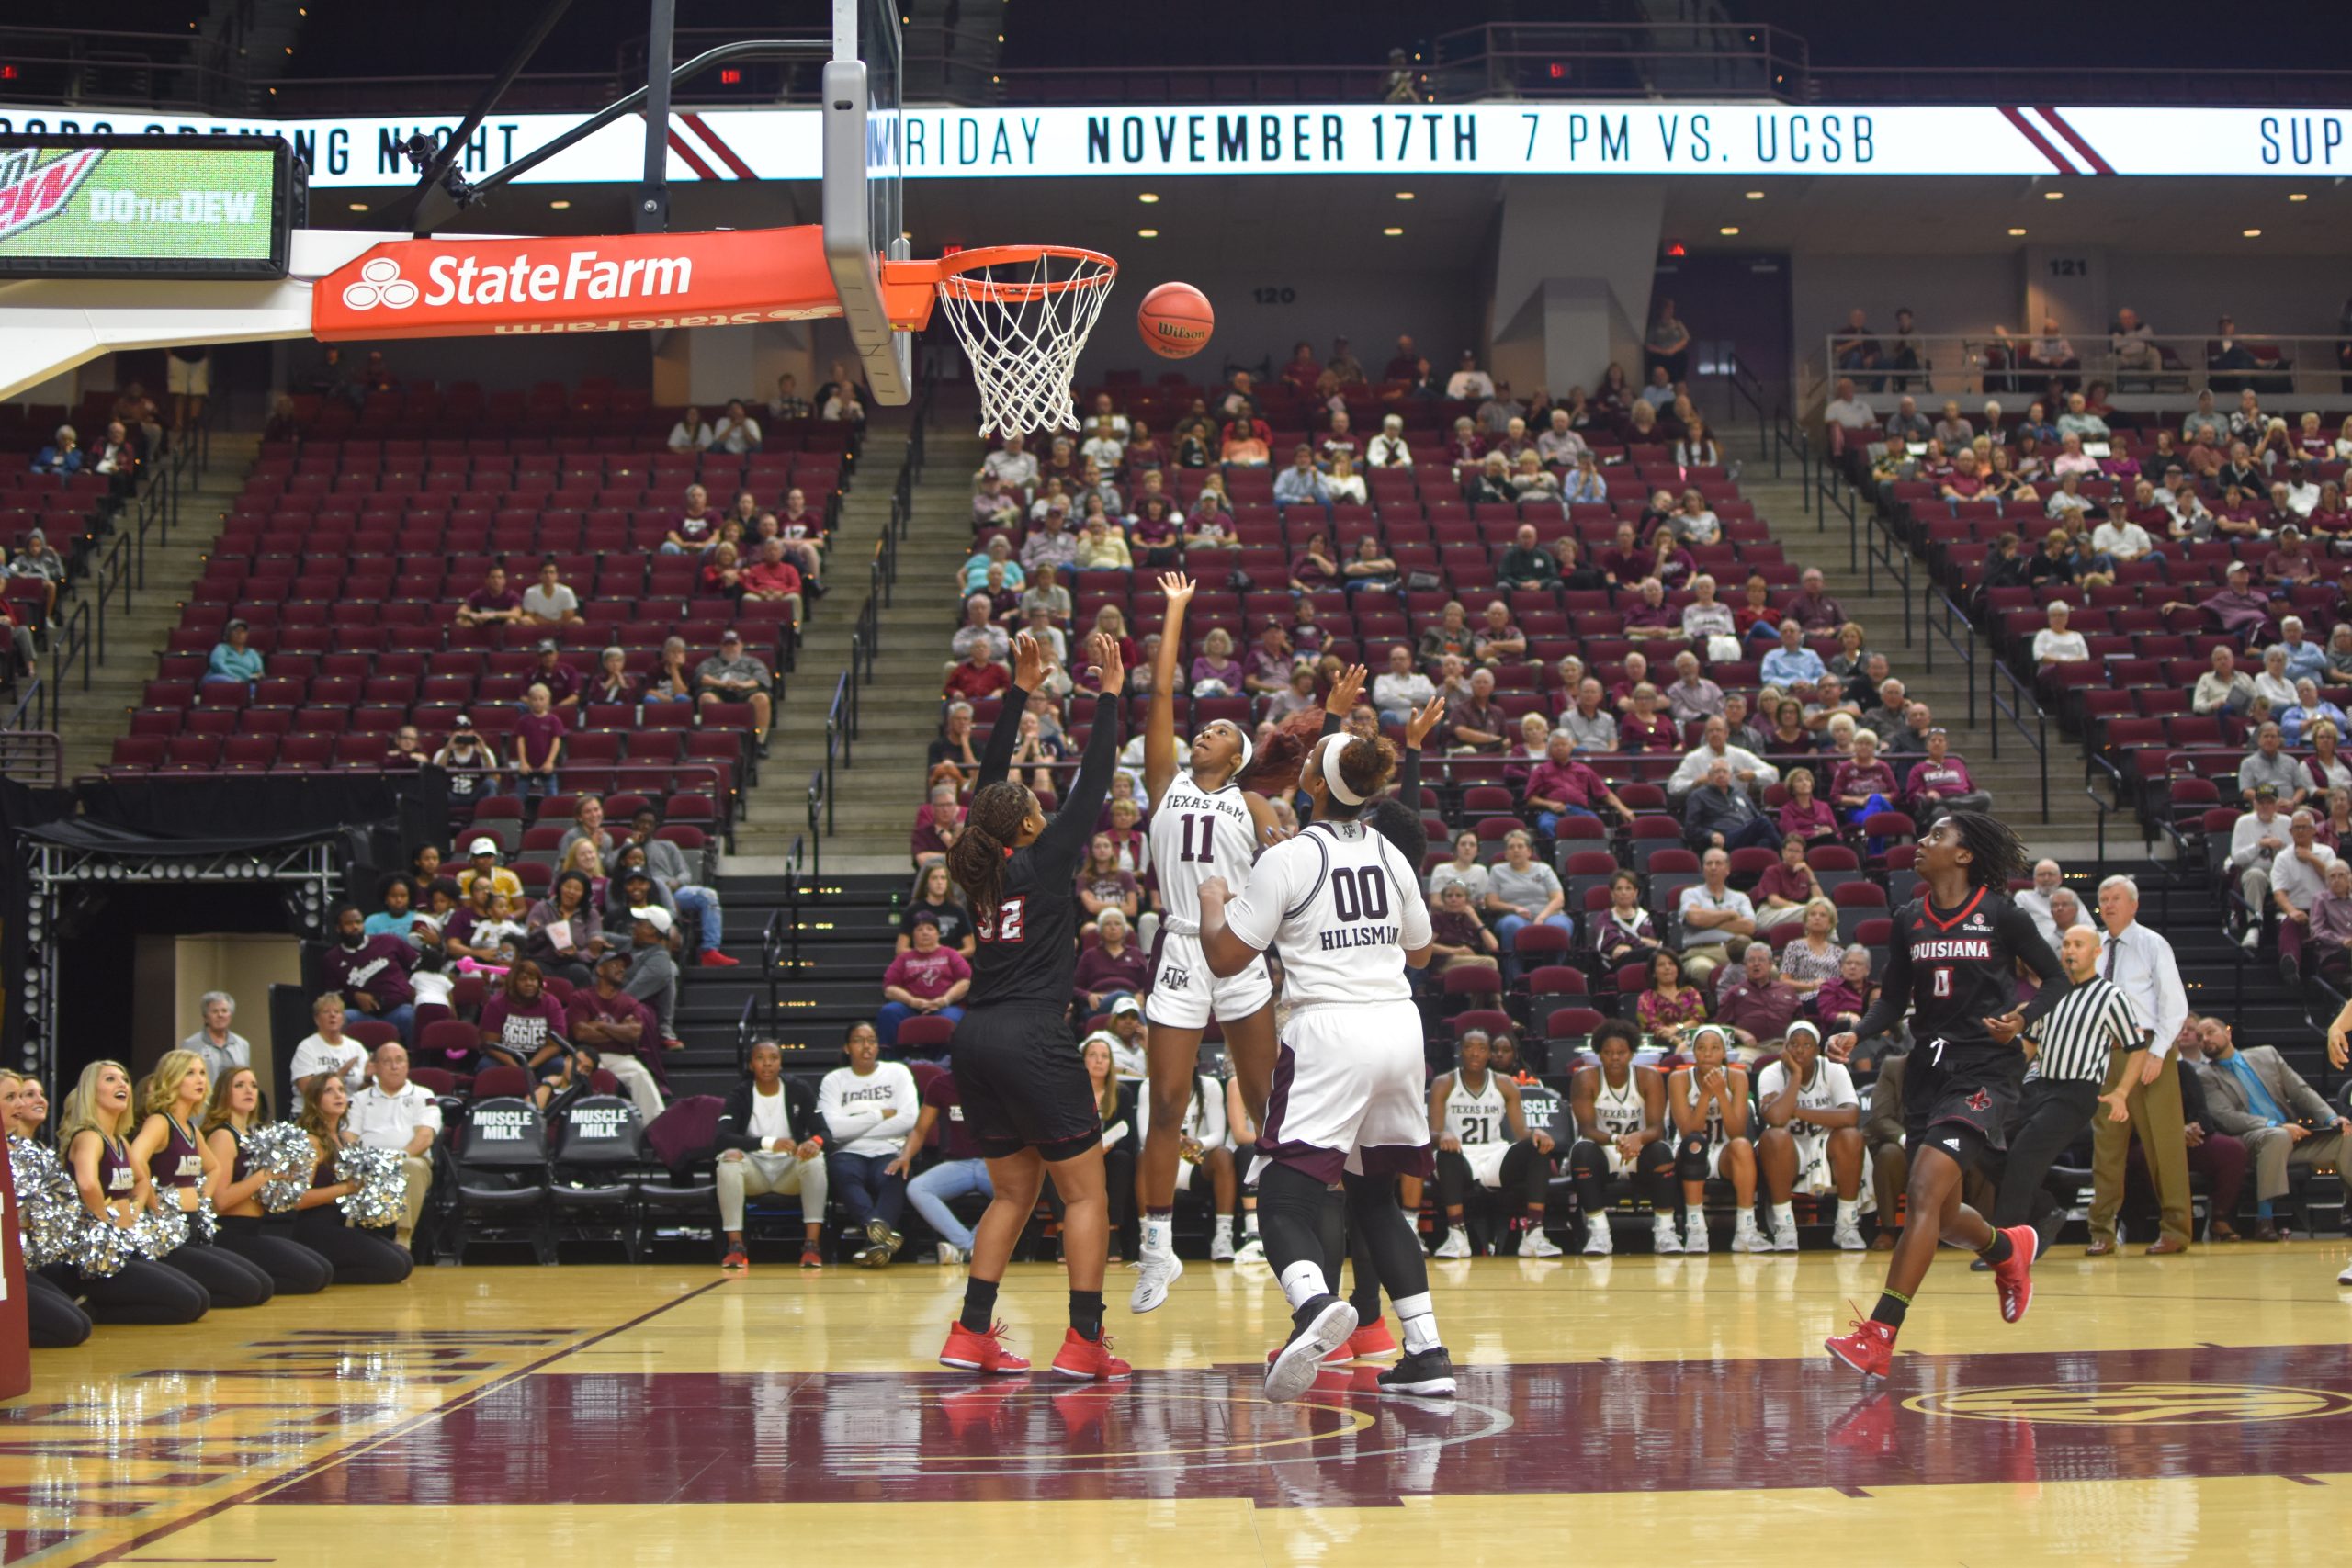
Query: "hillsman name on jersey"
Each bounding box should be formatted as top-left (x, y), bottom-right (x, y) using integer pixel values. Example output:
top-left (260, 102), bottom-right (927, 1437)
top-left (1320, 922), bottom-right (1400, 952)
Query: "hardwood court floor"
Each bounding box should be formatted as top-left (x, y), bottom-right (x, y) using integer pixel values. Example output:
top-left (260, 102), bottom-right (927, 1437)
top-left (8, 1244), bottom-right (2352, 1566)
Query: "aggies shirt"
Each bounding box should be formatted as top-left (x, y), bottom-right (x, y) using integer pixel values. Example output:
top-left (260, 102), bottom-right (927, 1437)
top-left (1858, 888), bottom-right (2068, 1066)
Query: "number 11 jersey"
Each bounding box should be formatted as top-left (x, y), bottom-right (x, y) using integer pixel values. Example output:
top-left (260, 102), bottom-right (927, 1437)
top-left (1149, 772), bottom-right (1259, 936)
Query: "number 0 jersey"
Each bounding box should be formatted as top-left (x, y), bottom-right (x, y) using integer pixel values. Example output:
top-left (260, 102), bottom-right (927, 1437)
top-left (1149, 771), bottom-right (1259, 935)
top-left (1870, 887), bottom-right (2066, 1064)
top-left (1222, 818), bottom-right (1432, 1007)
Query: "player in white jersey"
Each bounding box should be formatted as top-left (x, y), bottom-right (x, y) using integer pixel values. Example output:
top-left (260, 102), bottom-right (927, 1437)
top-left (1429, 1029), bottom-right (1562, 1258)
top-left (1567, 1020), bottom-right (1679, 1254)
top-left (1131, 574), bottom-right (1302, 1314)
top-left (1199, 729), bottom-right (1455, 1403)
top-left (1757, 1020), bottom-right (1871, 1251)
top-left (1133, 1068), bottom-right (1240, 1256)
top-left (1665, 1024), bottom-right (1759, 1253)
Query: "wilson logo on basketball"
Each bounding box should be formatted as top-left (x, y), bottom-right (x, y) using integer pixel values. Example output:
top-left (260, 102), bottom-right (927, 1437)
top-left (311, 226), bottom-right (842, 343)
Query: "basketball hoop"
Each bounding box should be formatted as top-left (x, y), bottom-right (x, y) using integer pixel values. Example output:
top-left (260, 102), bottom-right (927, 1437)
top-left (891, 245), bottom-right (1116, 436)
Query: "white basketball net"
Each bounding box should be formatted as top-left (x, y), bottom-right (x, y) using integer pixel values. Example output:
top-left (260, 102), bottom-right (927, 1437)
top-left (933, 249), bottom-right (1117, 437)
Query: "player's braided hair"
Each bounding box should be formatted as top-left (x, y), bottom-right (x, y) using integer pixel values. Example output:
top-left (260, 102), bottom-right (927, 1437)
top-left (1942, 808), bottom-right (2030, 891)
top-left (1234, 727), bottom-right (1306, 795)
top-left (947, 780), bottom-right (1031, 919)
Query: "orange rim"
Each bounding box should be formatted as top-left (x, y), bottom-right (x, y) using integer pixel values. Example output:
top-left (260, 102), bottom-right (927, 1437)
top-left (878, 244), bottom-right (1116, 331)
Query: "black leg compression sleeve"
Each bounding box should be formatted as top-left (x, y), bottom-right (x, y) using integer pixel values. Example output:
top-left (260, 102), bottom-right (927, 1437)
top-left (1637, 1139), bottom-right (1678, 1209)
top-left (1344, 1169), bottom-right (1429, 1304)
top-left (1568, 1139), bottom-right (1608, 1214)
top-left (1346, 1214), bottom-right (1383, 1323)
top-left (1258, 1159), bottom-right (1343, 1298)
top-left (1433, 1148), bottom-right (1474, 1211)
top-left (1501, 1141), bottom-right (1548, 1208)
top-left (1675, 1133), bottom-right (1713, 1185)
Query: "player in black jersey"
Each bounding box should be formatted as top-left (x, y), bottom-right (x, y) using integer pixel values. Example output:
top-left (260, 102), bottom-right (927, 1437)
top-left (1824, 811), bottom-right (2069, 1379)
top-left (935, 633), bottom-right (1132, 1383)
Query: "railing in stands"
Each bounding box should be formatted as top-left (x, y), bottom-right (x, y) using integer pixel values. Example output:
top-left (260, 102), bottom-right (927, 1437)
top-left (1860, 503), bottom-right (1913, 649)
top-left (1922, 586), bottom-right (2051, 820)
top-left (758, 833), bottom-right (812, 1048)
top-left (1817, 331), bottom-right (2352, 402)
top-left (59, 600), bottom-right (91, 696)
top-left (51, 412), bottom-right (207, 694)
top-left (90, 531), bottom-right (130, 669)
top-left (0, 719), bottom-right (62, 786)
top-left (806, 674), bottom-right (855, 877)
top-left (1724, 353), bottom-right (1809, 507)
top-left (1819, 450), bottom-right (1863, 571)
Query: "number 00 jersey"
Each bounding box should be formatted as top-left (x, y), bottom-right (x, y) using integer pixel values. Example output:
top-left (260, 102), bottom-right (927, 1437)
top-left (1222, 819), bottom-right (1431, 1007)
top-left (1150, 772), bottom-right (1259, 934)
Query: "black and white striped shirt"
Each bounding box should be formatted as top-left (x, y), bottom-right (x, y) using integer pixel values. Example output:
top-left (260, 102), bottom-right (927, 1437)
top-left (2024, 975), bottom-right (2147, 1085)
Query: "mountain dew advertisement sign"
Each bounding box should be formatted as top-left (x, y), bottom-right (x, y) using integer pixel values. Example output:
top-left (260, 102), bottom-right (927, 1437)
top-left (0, 134), bottom-right (293, 278)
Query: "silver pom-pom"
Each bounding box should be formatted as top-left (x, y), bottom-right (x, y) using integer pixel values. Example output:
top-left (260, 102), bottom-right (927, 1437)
top-left (10, 1135), bottom-right (82, 1269)
top-left (192, 1196), bottom-right (219, 1243)
top-left (130, 1201), bottom-right (188, 1259)
top-left (335, 1145), bottom-right (407, 1230)
top-left (245, 1122), bottom-right (316, 1213)
top-left (73, 1209), bottom-right (134, 1279)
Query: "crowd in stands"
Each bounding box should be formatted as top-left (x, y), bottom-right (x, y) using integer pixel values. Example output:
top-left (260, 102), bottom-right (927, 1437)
top-left (1822, 307), bottom-right (2352, 1006)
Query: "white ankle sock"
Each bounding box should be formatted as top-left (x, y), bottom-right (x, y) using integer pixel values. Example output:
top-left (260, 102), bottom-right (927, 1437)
top-left (1142, 1215), bottom-right (1172, 1255)
top-left (1393, 1291), bottom-right (1441, 1353)
top-left (1218, 1214), bottom-right (1237, 1243)
top-left (1836, 1199), bottom-right (1859, 1224)
top-left (1243, 1210), bottom-right (1260, 1237)
top-left (1772, 1202), bottom-right (1796, 1231)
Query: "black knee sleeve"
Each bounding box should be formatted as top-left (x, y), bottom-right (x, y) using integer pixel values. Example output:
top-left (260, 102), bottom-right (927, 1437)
top-left (1637, 1139), bottom-right (1678, 1209)
top-left (1434, 1147), bottom-right (1473, 1209)
top-left (1568, 1139), bottom-right (1608, 1211)
top-left (1502, 1141), bottom-right (1547, 1207)
top-left (1258, 1159), bottom-right (1343, 1293)
top-left (1675, 1133), bottom-right (1713, 1185)
top-left (1343, 1169), bottom-right (1428, 1306)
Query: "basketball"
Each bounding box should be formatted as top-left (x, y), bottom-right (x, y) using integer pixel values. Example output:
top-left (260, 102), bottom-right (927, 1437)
top-left (1136, 282), bottom-right (1215, 358)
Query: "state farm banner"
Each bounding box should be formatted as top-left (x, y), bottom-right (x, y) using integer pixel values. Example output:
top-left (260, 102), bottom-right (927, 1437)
top-left (311, 224), bottom-right (841, 340)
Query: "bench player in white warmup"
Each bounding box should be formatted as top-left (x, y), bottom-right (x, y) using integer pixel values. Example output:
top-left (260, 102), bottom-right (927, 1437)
top-left (1429, 1029), bottom-right (1562, 1258)
top-left (1133, 573), bottom-right (1299, 1309)
top-left (1198, 729), bottom-right (1456, 1403)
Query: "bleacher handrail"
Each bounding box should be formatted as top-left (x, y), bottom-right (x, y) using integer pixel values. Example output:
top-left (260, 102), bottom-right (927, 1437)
top-left (1815, 331), bottom-right (2352, 402)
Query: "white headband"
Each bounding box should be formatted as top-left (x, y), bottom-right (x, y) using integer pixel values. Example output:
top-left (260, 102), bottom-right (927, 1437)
top-left (1321, 739), bottom-right (1364, 806)
top-left (1203, 721), bottom-right (1252, 779)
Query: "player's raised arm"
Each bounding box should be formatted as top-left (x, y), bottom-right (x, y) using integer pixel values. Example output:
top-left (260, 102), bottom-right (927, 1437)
top-left (975, 632), bottom-right (1040, 783)
top-left (1143, 571), bottom-right (1194, 805)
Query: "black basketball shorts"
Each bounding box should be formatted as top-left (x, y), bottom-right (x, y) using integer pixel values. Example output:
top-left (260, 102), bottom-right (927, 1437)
top-left (1903, 1048), bottom-right (2023, 1171)
top-left (950, 1003), bottom-right (1102, 1163)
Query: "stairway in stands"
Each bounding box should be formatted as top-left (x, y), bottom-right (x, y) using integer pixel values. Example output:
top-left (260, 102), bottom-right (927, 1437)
top-left (53, 433), bottom-right (260, 783)
top-left (666, 869), bottom-right (906, 1095)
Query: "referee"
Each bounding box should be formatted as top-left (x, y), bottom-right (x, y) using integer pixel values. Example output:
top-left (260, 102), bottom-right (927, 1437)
top-left (1987, 924), bottom-right (2147, 1258)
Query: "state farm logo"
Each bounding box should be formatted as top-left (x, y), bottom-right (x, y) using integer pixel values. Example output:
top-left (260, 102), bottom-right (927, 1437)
top-left (341, 255), bottom-right (418, 311)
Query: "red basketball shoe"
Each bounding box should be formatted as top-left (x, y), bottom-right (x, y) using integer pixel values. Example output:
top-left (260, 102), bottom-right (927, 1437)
top-left (938, 1320), bottom-right (1031, 1375)
top-left (1049, 1328), bottom-right (1132, 1382)
top-left (1993, 1224), bottom-right (2037, 1324)
top-left (1346, 1316), bottom-right (1400, 1359)
top-left (1825, 1313), bottom-right (1896, 1378)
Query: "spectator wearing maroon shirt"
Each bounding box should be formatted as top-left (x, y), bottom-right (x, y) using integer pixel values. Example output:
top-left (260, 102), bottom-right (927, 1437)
top-left (529, 640), bottom-right (581, 714)
top-left (322, 904), bottom-right (417, 1043)
top-left (565, 950), bottom-right (668, 1118)
top-left (1524, 732), bottom-right (1633, 834)
top-left (664, 483), bottom-right (718, 554)
top-left (1751, 834), bottom-right (1820, 931)
top-left (1074, 908), bottom-right (1148, 1013)
top-left (1621, 578), bottom-right (1679, 639)
top-left (1620, 684), bottom-right (1679, 752)
top-left (513, 683), bottom-right (566, 806)
top-left (1600, 522), bottom-right (1647, 586)
top-left (1447, 668), bottom-right (1510, 754)
top-left (1714, 942), bottom-right (1805, 1048)
top-left (1289, 531), bottom-right (1340, 593)
top-left (1426, 881), bottom-right (1500, 978)
top-left (875, 918), bottom-right (972, 1046)
top-left (1903, 728), bottom-right (1993, 815)
top-left (943, 644), bottom-right (1010, 705)
top-left (478, 961), bottom-right (571, 1078)
top-left (1784, 568), bottom-right (1845, 633)
top-left (1826, 728), bottom-right (1898, 822)
top-left (1382, 333), bottom-right (1419, 382)
top-left (1076, 834), bottom-right (1141, 935)
top-left (457, 564), bottom-right (525, 627)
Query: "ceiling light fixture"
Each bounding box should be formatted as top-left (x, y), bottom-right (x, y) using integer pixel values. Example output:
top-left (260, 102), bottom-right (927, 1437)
top-left (347, 202), bottom-right (368, 212)
top-left (1718, 225), bottom-right (1739, 236)
top-left (2007, 226), bottom-right (2027, 236)
top-left (1383, 226), bottom-right (1404, 236)
top-left (1136, 192), bottom-right (1159, 204)
top-left (1744, 190), bottom-right (1764, 200)
top-left (2043, 190), bottom-right (2064, 200)
top-left (1136, 227), bottom-right (1159, 238)
top-left (2288, 192), bottom-right (2309, 202)
top-left (2242, 228), bottom-right (2262, 237)
top-left (1395, 191), bottom-right (1415, 201)
top-left (548, 199), bottom-right (571, 210)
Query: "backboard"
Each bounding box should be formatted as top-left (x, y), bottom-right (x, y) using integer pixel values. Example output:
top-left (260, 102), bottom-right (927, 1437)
top-left (821, 0), bottom-right (912, 406)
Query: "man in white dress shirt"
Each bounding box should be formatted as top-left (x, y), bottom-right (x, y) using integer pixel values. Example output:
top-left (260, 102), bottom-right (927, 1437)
top-left (2085, 876), bottom-right (2193, 1255)
top-left (2012, 860), bottom-right (2064, 948)
top-left (1666, 715), bottom-right (1778, 800)
top-left (345, 1042), bottom-right (443, 1251)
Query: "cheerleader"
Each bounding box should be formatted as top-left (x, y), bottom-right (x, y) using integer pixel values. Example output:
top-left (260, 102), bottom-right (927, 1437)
top-left (55, 1060), bottom-right (209, 1324)
top-left (200, 1067), bottom-right (334, 1293)
top-left (1, 1069), bottom-right (93, 1347)
top-left (290, 1077), bottom-right (413, 1285)
top-left (127, 1052), bottom-right (275, 1306)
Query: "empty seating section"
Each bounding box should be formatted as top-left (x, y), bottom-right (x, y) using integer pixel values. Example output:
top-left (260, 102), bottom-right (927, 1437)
top-left (100, 378), bottom-right (857, 837)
